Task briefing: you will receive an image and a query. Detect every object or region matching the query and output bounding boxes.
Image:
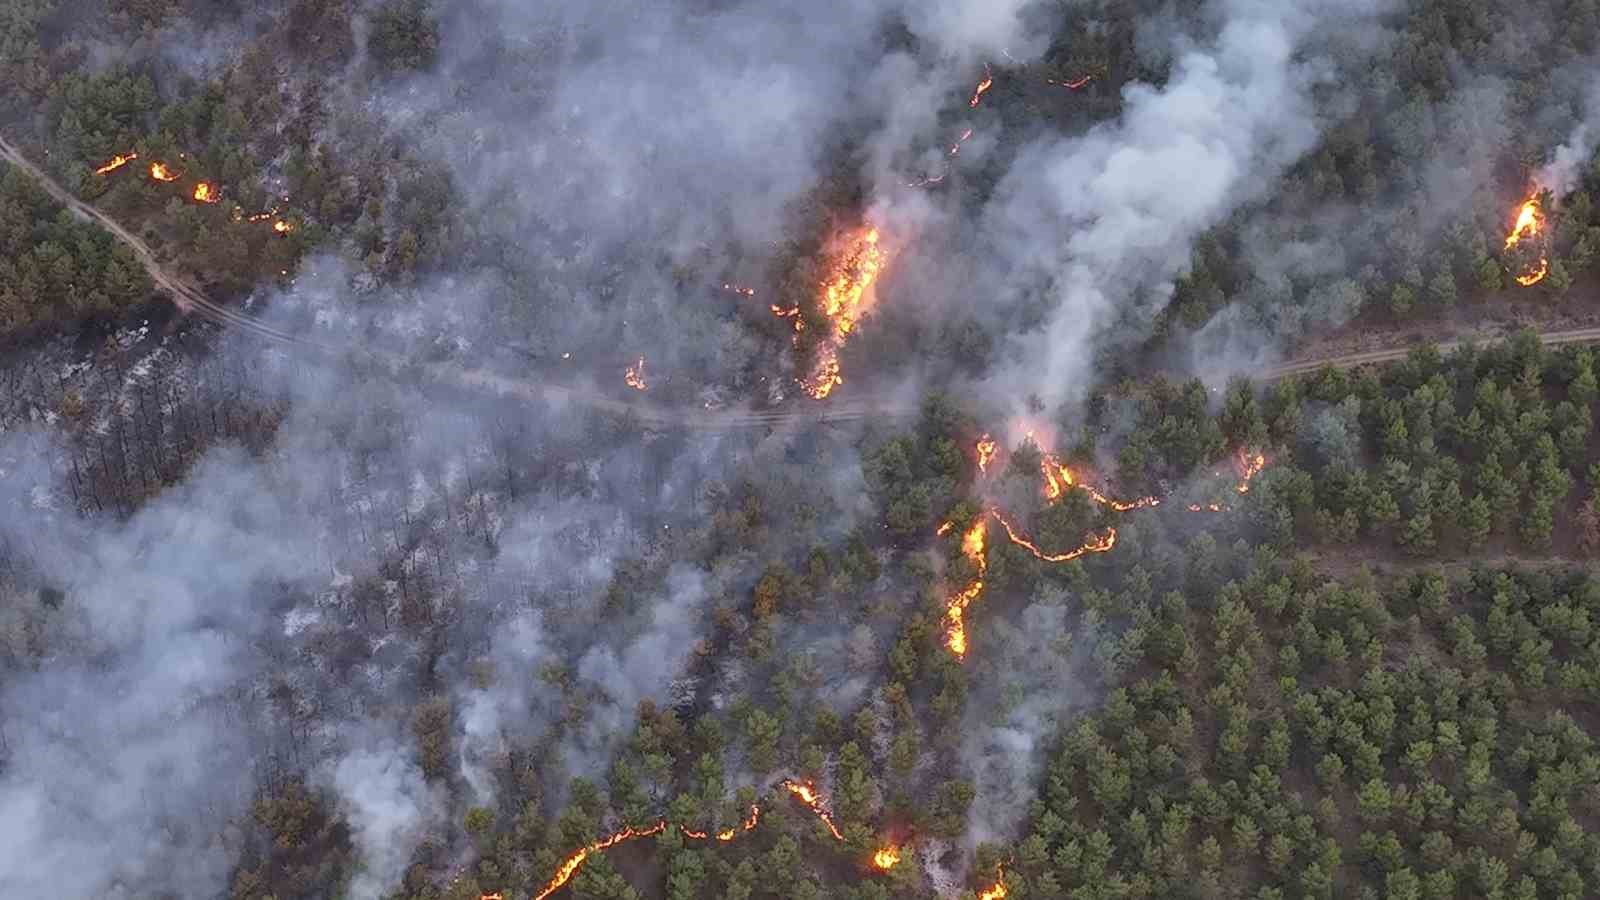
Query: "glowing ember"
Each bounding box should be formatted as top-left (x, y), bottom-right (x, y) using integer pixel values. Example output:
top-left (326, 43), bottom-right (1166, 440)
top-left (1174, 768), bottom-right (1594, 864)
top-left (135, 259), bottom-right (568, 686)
top-left (936, 521), bottom-right (954, 536)
top-left (192, 182), bottom-right (219, 204)
top-left (950, 128), bottom-right (974, 156)
top-left (943, 520), bottom-right (988, 658)
top-left (976, 435), bottom-right (998, 474)
top-left (624, 356), bottom-right (648, 391)
top-left (1047, 75), bottom-right (1094, 89)
top-left (1503, 195), bottom-right (1550, 287)
top-left (723, 283), bottom-right (757, 297)
top-left (246, 210), bottom-right (277, 222)
top-left (93, 153), bottom-right (137, 175)
top-left (805, 349), bottom-right (844, 399)
top-left (481, 894), bottom-right (503, 900)
top-left (533, 821), bottom-right (667, 900)
top-left (781, 779), bottom-right (845, 841)
top-left (149, 162), bottom-right (179, 182)
top-left (872, 846), bottom-right (901, 870)
top-left (992, 510), bottom-right (1116, 563)
top-left (273, 220), bottom-right (295, 234)
top-left (969, 66), bottom-right (994, 108)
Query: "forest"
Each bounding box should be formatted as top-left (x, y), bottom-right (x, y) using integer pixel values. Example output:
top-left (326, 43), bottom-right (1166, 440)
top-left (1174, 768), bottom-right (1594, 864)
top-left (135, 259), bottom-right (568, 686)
top-left (5, 2), bottom-right (1600, 900)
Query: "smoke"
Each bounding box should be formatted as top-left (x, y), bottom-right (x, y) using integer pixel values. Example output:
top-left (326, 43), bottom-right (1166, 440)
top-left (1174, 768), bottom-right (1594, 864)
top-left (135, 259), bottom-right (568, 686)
top-left (980, 0), bottom-right (1393, 408)
top-left (1539, 76), bottom-right (1600, 197)
top-left (325, 738), bottom-right (445, 900)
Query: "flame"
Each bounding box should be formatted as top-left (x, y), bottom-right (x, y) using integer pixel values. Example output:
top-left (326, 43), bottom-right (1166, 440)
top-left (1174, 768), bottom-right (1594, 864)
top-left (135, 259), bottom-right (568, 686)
top-left (682, 804), bottom-right (760, 842)
top-left (1234, 448), bottom-right (1266, 493)
top-left (93, 153), bottom-right (137, 175)
top-left (1047, 75), bottom-right (1094, 89)
top-left (149, 162), bottom-right (179, 182)
top-left (936, 521), bottom-right (954, 536)
top-left (803, 225), bottom-right (888, 399)
top-left (624, 357), bottom-right (648, 391)
top-left (872, 846), bottom-right (901, 870)
top-left (781, 780), bottom-right (845, 841)
top-left (192, 182), bottom-right (219, 204)
top-left (481, 894), bottom-right (503, 900)
top-left (978, 876), bottom-right (1009, 900)
top-left (992, 510), bottom-right (1116, 563)
top-left (273, 219), bottom-right (295, 234)
top-left (976, 435), bottom-right (998, 474)
top-left (723, 283), bottom-right (757, 297)
top-left (246, 210), bottom-right (277, 222)
top-left (943, 520), bottom-right (989, 658)
top-left (969, 66), bottom-right (993, 108)
top-left (950, 128), bottom-right (974, 156)
top-left (533, 821), bottom-right (668, 900)
top-left (1503, 195), bottom-right (1549, 287)
top-left (1041, 456), bottom-right (1158, 511)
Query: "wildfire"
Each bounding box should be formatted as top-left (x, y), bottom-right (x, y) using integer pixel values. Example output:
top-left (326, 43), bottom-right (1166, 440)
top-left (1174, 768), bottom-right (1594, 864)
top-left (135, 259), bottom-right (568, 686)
top-left (93, 153), bottom-right (137, 175)
top-left (481, 894), bottom-right (503, 900)
top-left (680, 804), bottom-right (760, 842)
top-left (192, 182), bottom-right (219, 203)
top-left (803, 225), bottom-right (888, 399)
top-left (149, 162), bottom-right (179, 182)
top-left (978, 875), bottom-right (1009, 900)
top-left (943, 519), bottom-right (989, 658)
top-left (771, 304), bottom-right (804, 332)
top-left (624, 356), bottom-right (648, 391)
top-left (969, 65), bottom-right (994, 108)
top-left (723, 283), bottom-right (757, 297)
top-left (950, 128), bottom-right (974, 156)
top-left (1503, 195), bottom-right (1550, 287)
top-left (976, 435), bottom-right (998, 474)
top-left (1234, 448), bottom-right (1266, 493)
top-left (781, 779), bottom-right (845, 841)
top-left (936, 521), bottom-right (954, 537)
top-left (273, 220), bottom-right (295, 234)
top-left (532, 821), bottom-right (668, 900)
top-left (991, 510), bottom-right (1116, 563)
top-left (1047, 75), bottom-right (1094, 89)
top-left (872, 846), bottom-right (902, 870)
top-left (1040, 456), bottom-right (1158, 510)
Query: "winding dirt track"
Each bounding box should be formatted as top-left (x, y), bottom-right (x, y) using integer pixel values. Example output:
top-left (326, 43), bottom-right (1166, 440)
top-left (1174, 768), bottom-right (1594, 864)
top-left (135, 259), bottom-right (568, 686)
top-left (6, 133), bottom-right (1600, 429)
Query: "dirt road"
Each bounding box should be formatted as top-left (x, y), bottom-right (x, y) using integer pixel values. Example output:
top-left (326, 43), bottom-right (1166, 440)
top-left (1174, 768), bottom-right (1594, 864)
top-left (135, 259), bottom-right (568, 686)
top-left (6, 133), bottom-right (1600, 429)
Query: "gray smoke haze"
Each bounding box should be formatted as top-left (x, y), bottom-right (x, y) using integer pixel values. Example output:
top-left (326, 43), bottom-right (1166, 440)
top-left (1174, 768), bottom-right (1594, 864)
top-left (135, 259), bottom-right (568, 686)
top-left (1540, 76), bottom-right (1600, 197)
top-left (980, 0), bottom-right (1393, 408)
top-left (0, 0), bottom-right (1434, 895)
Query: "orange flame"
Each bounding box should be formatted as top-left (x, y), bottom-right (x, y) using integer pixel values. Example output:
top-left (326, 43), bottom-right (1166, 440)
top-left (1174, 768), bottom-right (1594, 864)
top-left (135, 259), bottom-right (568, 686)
top-left (192, 182), bottom-right (219, 204)
top-left (533, 821), bottom-right (668, 900)
top-left (969, 66), bottom-right (994, 108)
top-left (1041, 456), bottom-right (1158, 510)
top-left (872, 846), bottom-right (901, 870)
top-left (950, 128), bottom-right (974, 156)
top-left (1504, 196), bottom-right (1549, 287)
top-left (273, 220), bottom-right (295, 234)
top-left (682, 804), bottom-right (760, 842)
top-left (93, 153), bottom-right (138, 175)
top-left (976, 435), bottom-right (998, 474)
top-left (1234, 448), bottom-right (1266, 493)
top-left (978, 873), bottom-right (1009, 900)
top-left (149, 162), bottom-right (179, 182)
top-left (943, 519), bottom-right (989, 658)
top-left (936, 521), bottom-right (954, 536)
top-left (781, 780), bottom-right (845, 841)
top-left (625, 356), bottom-right (648, 391)
top-left (723, 283), bottom-right (757, 297)
top-left (481, 894), bottom-right (503, 900)
top-left (991, 510), bottom-right (1116, 563)
top-left (1048, 75), bottom-right (1093, 89)
top-left (803, 225), bottom-right (888, 399)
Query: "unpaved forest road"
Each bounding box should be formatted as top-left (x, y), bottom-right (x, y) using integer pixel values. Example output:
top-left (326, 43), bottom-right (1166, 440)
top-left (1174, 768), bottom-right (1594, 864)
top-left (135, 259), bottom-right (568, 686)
top-left (7, 133), bottom-right (1600, 429)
